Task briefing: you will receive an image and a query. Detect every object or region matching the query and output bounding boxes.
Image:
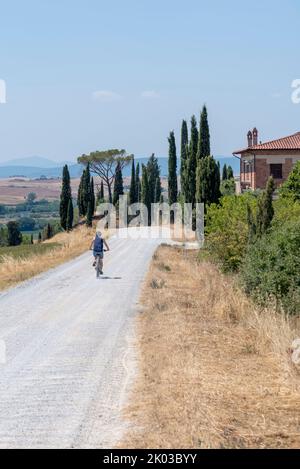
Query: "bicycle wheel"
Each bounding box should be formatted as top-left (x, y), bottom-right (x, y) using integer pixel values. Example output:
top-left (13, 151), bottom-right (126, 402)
top-left (96, 256), bottom-right (101, 278)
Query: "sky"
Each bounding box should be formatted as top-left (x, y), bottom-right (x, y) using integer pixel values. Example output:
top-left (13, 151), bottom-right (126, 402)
top-left (0, 0), bottom-right (300, 163)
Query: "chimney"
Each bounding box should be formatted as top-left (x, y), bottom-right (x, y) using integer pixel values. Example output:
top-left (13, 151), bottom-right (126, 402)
top-left (253, 127), bottom-right (258, 146)
top-left (247, 130), bottom-right (253, 148)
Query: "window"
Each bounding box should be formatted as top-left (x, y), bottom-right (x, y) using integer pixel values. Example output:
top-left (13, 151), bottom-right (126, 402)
top-left (270, 164), bottom-right (282, 179)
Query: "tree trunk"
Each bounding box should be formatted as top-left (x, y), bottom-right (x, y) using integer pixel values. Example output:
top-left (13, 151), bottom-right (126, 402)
top-left (107, 182), bottom-right (112, 203)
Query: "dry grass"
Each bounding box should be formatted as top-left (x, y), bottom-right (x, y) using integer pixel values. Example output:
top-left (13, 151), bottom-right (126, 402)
top-left (0, 225), bottom-right (104, 291)
top-left (120, 246), bottom-right (300, 449)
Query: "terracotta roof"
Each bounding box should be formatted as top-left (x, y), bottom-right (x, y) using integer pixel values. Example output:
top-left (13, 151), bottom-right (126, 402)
top-left (233, 132), bottom-right (300, 155)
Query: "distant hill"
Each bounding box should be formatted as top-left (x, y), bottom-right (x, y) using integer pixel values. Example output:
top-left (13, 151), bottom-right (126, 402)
top-left (0, 156), bottom-right (74, 168)
top-left (0, 164), bottom-right (82, 179)
top-left (0, 156), bottom-right (239, 179)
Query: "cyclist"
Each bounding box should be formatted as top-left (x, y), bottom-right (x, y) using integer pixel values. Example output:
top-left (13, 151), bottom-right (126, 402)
top-left (90, 231), bottom-right (110, 274)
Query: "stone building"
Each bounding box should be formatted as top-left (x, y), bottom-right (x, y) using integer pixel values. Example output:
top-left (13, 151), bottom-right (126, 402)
top-left (233, 129), bottom-right (300, 191)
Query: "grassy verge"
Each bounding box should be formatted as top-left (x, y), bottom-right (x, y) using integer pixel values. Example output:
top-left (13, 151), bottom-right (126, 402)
top-left (0, 225), bottom-right (99, 291)
top-left (120, 245), bottom-right (300, 449)
top-left (0, 243), bottom-right (59, 261)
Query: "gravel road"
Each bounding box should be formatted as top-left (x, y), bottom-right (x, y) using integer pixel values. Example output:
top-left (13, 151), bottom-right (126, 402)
top-left (0, 227), bottom-right (170, 448)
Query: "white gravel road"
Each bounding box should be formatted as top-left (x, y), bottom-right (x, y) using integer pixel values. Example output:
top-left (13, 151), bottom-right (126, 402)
top-left (0, 227), bottom-right (172, 448)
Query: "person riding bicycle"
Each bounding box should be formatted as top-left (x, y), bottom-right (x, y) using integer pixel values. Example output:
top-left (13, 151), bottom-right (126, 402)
top-left (90, 231), bottom-right (110, 274)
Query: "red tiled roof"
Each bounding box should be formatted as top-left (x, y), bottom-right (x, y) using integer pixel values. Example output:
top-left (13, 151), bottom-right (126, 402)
top-left (233, 132), bottom-right (300, 155)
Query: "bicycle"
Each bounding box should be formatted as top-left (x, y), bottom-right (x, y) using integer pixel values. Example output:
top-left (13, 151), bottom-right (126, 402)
top-left (94, 249), bottom-right (108, 278)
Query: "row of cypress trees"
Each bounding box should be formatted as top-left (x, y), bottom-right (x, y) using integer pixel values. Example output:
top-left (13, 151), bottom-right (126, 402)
top-left (61, 162), bottom-right (98, 231)
top-left (92, 155), bottom-right (162, 227)
top-left (168, 105), bottom-right (222, 207)
top-left (60, 155), bottom-right (162, 231)
top-left (128, 154), bottom-right (161, 207)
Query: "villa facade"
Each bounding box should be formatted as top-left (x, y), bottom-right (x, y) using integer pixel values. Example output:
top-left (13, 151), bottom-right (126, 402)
top-left (233, 129), bottom-right (300, 191)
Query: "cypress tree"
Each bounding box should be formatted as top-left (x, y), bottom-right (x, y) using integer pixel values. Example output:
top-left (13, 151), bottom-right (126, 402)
top-left (135, 163), bottom-right (141, 202)
top-left (215, 160), bottom-right (221, 201)
top-left (222, 164), bottom-right (228, 181)
top-left (7, 221), bottom-right (22, 246)
top-left (97, 180), bottom-right (105, 204)
top-left (47, 223), bottom-right (53, 239)
top-left (77, 170), bottom-right (86, 216)
top-left (227, 165), bottom-right (234, 179)
top-left (90, 177), bottom-right (95, 215)
top-left (147, 154), bottom-right (161, 203)
top-left (113, 162), bottom-right (124, 206)
top-left (196, 156), bottom-right (221, 207)
top-left (180, 120), bottom-right (189, 200)
top-left (83, 163), bottom-right (91, 215)
top-left (100, 180), bottom-right (104, 200)
top-left (190, 115), bottom-right (198, 163)
top-left (129, 158), bottom-right (136, 204)
top-left (197, 105), bottom-right (210, 160)
top-left (60, 165), bottom-right (72, 230)
top-left (77, 174), bottom-right (82, 215)
top-left (185, 116), bottom-right (198, 206)
top-left (247, 204), bottom-right (256, 243)
top-left (141, 164), bottom-right (151, 225)
top-left (86, 201), bottom-right (93, 227)
top-left (168, 131), bottom-right (178, 205)
top-left (256, 177), bottom-right (275, 237)
top-left (66, 199), bottom-right (74, 231)
top-left (263, 176), bottom-right (275, 229)
top-left (154, 176), bottom-right (162, 203)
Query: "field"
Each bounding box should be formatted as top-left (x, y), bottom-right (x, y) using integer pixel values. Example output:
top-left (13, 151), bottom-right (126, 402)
top-left (121, 245), bottom-right (300, 449)
top-left (0, 178), bottom-right (81, 205)
top-left (0, 176), bottom-right (167, 206)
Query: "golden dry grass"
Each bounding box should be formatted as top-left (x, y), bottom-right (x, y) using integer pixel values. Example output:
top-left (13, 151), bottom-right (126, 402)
top-left (120, 246), bottom-right (300, 449)
top-left (0, 225), bottom-right (105, 291)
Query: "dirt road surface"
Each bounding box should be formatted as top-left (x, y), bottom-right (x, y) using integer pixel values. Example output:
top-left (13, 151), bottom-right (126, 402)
top-left (0, 227), bottom-right (172, 448)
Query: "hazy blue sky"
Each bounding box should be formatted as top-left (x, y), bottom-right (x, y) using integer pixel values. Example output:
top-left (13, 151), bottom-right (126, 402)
top-left (0, 0), bottom-right (299, 163)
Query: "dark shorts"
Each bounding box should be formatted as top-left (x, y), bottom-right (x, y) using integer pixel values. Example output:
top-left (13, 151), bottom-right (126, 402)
top-left (93, 251), bottom-right (103, 259)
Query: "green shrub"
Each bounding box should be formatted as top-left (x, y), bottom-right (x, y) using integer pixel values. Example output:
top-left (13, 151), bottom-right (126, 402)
top-left (273, 197), bottom-right (300, 227)
top-left (279, 161), bottom-right (300, 200)
top-left (240, 219), bottom-right (300, 315)
top-left (220, 178), bottom-right (236, 196)
top-left (205, 193), bottom-right (257, 272)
